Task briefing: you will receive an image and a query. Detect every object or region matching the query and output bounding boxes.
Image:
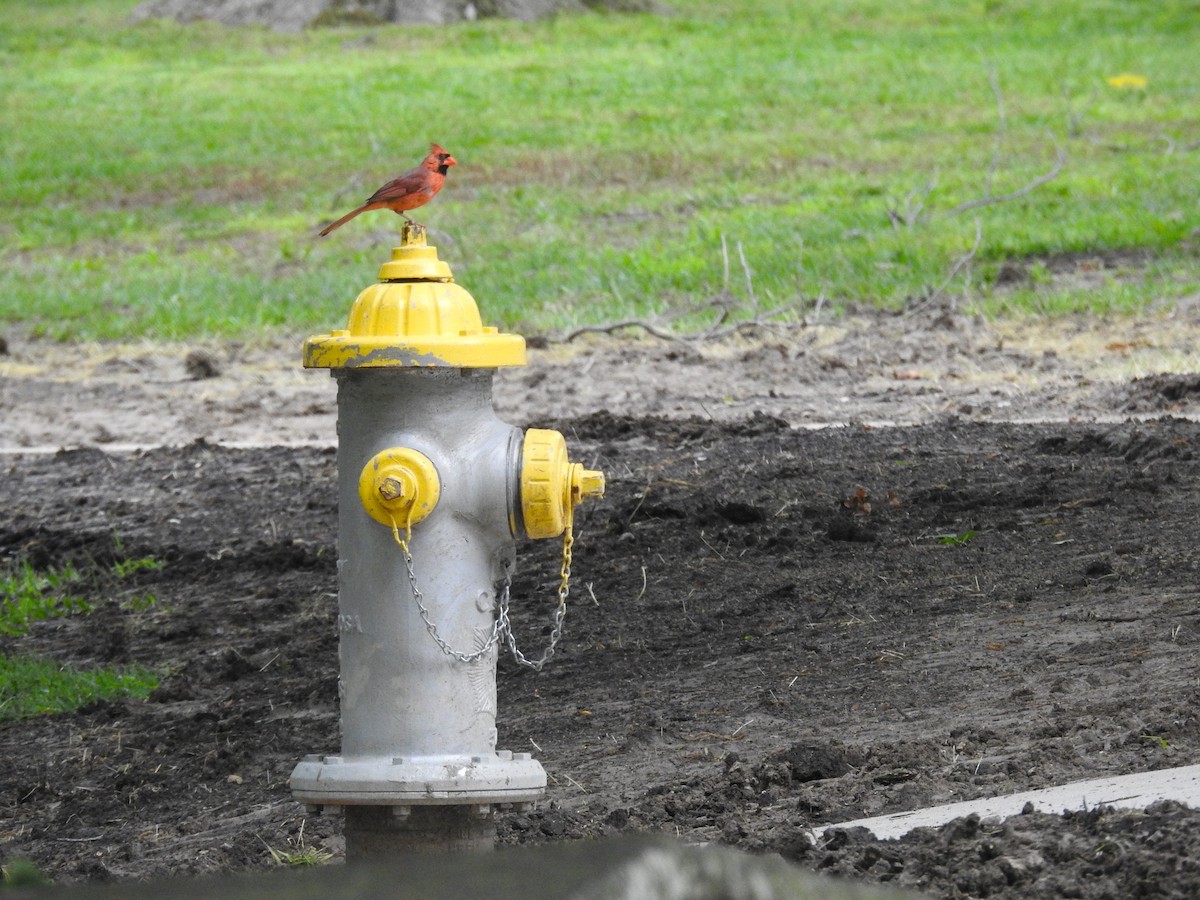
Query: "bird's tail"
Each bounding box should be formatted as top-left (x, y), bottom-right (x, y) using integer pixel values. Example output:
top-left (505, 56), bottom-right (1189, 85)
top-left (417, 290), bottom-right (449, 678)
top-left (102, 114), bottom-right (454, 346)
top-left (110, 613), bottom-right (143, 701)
top-left (318, 205), bottom-right (368, 237)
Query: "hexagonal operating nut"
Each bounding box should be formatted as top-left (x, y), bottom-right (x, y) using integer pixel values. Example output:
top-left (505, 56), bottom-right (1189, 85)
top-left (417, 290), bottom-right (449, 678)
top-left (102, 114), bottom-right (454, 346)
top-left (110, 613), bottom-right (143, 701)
top-left (570, 463), bottom-right (605, 505)
top-left (377, 474), bottom-right (408, 502)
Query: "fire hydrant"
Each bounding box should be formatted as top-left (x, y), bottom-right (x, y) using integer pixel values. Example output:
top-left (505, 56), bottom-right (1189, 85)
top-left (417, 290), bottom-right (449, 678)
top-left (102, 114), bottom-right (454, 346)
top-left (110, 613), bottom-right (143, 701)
top-left (290, 224), bottom-right (603, 855)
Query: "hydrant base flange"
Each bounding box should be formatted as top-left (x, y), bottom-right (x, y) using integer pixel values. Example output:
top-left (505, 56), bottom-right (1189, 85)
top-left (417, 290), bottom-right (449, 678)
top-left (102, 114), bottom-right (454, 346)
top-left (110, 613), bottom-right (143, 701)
top-left (290, 751), bottom-right (546, 806)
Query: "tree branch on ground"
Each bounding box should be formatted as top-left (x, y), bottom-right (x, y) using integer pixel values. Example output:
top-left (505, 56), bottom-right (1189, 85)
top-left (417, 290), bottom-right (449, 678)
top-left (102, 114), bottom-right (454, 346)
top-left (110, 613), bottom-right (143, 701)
top-left (904, 218), bottom-right (984, 318)
top-left (887, 174), bottom-right (939, 230)
top-left (1157, 134), bottom-right (1200, 154)
top-left (940, 137), bottom-right (1066, 219)
top-left (551, 235), bottom-right (810, 346)
top-left (888, 67), bottom-right (1068, 227)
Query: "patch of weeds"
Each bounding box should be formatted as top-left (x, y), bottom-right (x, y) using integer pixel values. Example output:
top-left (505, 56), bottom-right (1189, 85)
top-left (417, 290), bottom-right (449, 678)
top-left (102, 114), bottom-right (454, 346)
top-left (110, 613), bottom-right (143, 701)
top-left (935, 530), bottom-right (979, 545)
top-left (109, 539), bottom-right (166, 612)
top-left (0, 655), bottom-right (158, 721)
top-left (1, 554), bottom-right (162, 719)
top-left (111, 536), bottom-right (165, 579)
top-left (265, 845), bottom-right (335, 867)
top-left (1, 858), bottom-right (48, 887)
top-left (0, 560), bottom-right (89, 636)
top-left (1027, 261), bottom-right (1053, 286)
top-left (1140, 733), bottom-right (1169, 750)
top-left (112, 556), bottom-right (164, 578)
top-left (120, 593), bottom-right (159, 613)
top-left (262, 823), bottom-right (333, 867)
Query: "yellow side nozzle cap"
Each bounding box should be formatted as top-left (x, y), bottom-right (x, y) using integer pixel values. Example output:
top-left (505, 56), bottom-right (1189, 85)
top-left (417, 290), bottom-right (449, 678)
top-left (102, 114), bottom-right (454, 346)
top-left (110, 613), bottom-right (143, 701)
top-left (358, 447), bottom-right (441, 529)
top-left (521, 429), bottom-right (605, 540)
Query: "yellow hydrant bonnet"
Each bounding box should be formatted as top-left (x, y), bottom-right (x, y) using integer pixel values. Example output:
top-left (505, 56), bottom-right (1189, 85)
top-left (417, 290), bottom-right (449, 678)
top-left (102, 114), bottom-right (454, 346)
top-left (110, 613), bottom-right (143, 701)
top-left (304, 225), bottom-right (526, 370)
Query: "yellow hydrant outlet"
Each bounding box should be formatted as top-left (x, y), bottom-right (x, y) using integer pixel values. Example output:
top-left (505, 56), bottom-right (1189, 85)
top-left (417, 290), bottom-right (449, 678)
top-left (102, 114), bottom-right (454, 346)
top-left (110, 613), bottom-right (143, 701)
top-left (358, 447), bottom-right (441, 529)
top-left (521, 429), bottom-right (605, 539)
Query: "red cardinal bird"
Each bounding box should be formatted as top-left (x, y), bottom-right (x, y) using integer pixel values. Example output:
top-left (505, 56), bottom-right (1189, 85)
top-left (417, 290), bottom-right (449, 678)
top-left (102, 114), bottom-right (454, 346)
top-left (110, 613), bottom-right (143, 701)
top-left (318, 144), bottom-right (457, 236)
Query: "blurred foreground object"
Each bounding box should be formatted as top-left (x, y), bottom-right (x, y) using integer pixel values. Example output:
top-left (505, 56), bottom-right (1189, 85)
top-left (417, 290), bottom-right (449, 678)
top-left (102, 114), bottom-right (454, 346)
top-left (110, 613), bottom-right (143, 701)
top-left (130, 0), bottom-right (659, 30)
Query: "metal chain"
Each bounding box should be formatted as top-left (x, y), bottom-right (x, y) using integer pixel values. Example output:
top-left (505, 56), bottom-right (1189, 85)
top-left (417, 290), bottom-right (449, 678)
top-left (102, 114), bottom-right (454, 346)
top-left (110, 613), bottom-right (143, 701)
top-left (499, 523), bottom-right (573, 671)
top-left (387, 517), bottom-right (574, 670)
top-left (389, 520), bottom-right (502, 664)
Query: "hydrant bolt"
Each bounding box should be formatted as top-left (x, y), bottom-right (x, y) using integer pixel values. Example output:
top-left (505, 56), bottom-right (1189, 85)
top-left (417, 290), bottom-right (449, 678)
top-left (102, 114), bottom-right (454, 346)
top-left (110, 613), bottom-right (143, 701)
top-left (378, 475), bottom-right (406, 502)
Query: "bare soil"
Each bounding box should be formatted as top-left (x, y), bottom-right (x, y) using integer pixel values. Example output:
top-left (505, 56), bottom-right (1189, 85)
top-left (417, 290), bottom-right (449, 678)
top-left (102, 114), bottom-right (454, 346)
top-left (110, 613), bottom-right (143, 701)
top-left (1, 306), bottom-right (1199, 897)
top-left (3, 305), bottom-right (1200, 451)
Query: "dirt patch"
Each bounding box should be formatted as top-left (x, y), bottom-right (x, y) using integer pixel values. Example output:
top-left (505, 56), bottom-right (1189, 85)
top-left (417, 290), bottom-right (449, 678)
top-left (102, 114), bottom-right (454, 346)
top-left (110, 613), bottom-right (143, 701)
top-left (3, 306), bottom-right (1200, 451)
top-left (1, 308), bottom-right (1199, 897)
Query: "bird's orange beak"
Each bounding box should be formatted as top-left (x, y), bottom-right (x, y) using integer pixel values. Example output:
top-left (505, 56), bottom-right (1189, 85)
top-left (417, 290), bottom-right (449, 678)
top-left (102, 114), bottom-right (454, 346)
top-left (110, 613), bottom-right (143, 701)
top-left (444, 155), bottom-right (458, 167)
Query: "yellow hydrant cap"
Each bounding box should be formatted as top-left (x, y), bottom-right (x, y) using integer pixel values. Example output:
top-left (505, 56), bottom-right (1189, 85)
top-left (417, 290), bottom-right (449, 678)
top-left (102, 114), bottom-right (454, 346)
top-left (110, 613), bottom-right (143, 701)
top-left (521, 429), bottom-right (605, 540)
top-left (358, 447), bottom-right (441, 529)
top-left (304, 224), bottom-right (526, 369)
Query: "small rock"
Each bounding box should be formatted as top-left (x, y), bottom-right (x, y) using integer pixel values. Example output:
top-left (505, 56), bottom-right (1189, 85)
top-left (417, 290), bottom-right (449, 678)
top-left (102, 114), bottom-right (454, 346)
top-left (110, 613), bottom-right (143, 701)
top-left (604, 808), bottom-right (630, 828)
top-left (540, 811), bottom-right (568, 836)
top-left (185, 350), bottom-right (221, 380)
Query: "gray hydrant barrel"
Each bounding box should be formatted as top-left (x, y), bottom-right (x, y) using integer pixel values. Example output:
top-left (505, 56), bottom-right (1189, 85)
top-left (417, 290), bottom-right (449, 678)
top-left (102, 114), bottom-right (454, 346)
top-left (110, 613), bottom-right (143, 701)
top-left (290, 225), bottom-right (603, 856)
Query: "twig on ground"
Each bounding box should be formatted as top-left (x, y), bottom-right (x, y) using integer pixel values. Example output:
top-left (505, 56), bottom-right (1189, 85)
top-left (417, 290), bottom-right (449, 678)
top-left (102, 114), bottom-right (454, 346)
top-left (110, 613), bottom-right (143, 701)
top-left (887, 174), bottom-right (938, 230)
top-left (1160, 134), bottom-right (1200, 155)
top-left (1064, 84), bottom-right (1098, 139)
top-left (730, 718), bottom-right (755, 737)
top-left (889, 67), bottom-right (1069, 227)
top-left (556, 317), bottom-right (693, 345)
top-left (982, 58), bottom-right (1007, 198)
top-left (905, 218), bottom-right (984, 317)
top-left (737, 239), bottom-right (757, 310)
top-left (941, 136), bottom-right (1067, 218)
top-left (552, 234), bottom-right (809, 346)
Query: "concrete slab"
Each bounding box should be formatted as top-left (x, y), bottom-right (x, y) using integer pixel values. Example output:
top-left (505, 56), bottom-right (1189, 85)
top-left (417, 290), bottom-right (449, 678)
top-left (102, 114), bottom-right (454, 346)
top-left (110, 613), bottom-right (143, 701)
top-left (813, 764), bottom-right (1200, 841)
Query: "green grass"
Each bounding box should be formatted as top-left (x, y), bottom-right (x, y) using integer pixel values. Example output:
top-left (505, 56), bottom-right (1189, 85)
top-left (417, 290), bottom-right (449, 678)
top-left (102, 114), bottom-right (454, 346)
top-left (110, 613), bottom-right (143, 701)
top-left (0, 561), bottom-right (88, 636)
top-left (1, 556), bottom-right (162, 719)
top-left (264, 842), bottom-right (336, 867)
top-left (0, 655), bottom-right (157, 721)
top-left (1, 0), bottom-right (1198, 340)
top-left (1, 858), bottom-right (49, 888)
